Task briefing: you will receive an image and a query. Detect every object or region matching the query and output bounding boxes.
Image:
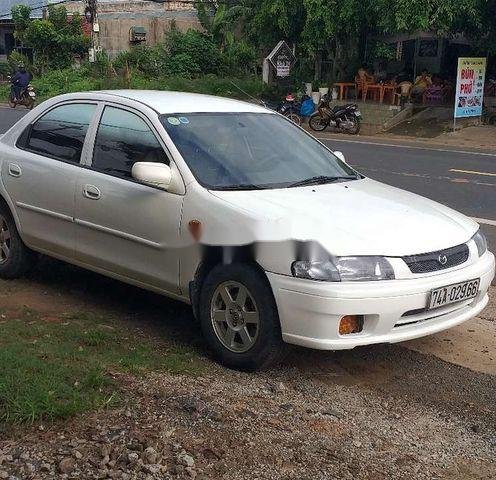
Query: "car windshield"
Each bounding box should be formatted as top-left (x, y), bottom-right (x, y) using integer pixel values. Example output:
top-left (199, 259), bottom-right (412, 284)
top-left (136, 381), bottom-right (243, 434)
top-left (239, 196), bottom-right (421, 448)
top-left (160, 112), bottom-right (359, 190)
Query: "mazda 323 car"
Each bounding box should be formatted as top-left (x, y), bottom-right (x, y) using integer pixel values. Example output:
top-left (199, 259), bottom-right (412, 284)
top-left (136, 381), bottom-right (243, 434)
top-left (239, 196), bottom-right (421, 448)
top-left (0, 91), bottom-right (493, 370)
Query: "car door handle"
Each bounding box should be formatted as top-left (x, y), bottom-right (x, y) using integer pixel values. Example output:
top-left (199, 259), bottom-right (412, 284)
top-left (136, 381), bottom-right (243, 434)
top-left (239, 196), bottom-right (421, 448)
top-left (8, 163), bottom-right (22, 177)
top-left (82, 184), bottom-right (101, 200)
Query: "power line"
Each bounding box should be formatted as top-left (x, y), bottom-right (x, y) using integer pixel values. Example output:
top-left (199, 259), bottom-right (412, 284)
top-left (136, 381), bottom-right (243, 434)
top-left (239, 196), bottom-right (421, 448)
top-left (0, 0), bottom-right (233, 19)
top-left (0, 0), bottom-right (72, 20)
top-left (0, 0), bottom-right (241, 21)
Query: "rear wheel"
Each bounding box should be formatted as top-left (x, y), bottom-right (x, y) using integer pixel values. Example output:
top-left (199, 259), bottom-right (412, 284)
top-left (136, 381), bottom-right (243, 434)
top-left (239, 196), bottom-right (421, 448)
top-left (309, 114), bottom-right (328, 132)
top-left (199, 263), bottom-right (287, 371)
top-left (8, 96), bottom-right (16, 109)
top-left (0, 203), bottom-right (36, 279)
top-left (348, 117), bottom-right (361, 135)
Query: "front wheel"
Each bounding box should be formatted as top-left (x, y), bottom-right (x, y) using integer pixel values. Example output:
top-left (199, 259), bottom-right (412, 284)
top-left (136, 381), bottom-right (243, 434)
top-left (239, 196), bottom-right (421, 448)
top-left (347, 117), bottom-right (361, 135)
top-left (199, 263), bottom-right (287, 371)
top-left (8, 96), bottom-right (16, 109)
top-left (309, 114), bottom-right (328, 132)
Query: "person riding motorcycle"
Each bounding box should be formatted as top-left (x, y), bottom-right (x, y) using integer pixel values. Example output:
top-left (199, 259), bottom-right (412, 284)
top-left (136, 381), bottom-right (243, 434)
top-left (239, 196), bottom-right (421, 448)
top-left (11, 64), bottom-right (32, 102)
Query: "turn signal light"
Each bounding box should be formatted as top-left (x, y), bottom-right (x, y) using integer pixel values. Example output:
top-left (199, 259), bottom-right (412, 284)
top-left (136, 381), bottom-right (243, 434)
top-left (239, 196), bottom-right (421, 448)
top-left (339, 315), bottom-right (363, 335)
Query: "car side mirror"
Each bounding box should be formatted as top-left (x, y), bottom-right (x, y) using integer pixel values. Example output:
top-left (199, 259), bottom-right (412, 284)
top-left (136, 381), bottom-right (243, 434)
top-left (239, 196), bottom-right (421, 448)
top-left (334, 151), bottom-right (347, 163)
top-left (132, 162), bottom-right (172, 190)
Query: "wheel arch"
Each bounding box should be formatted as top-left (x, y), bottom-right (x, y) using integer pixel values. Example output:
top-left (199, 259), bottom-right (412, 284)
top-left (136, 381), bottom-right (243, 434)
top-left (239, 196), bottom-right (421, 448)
top-left (0, 190), bottom-right (23, 236)
top-left (189, 244), bottom-right (270, 320)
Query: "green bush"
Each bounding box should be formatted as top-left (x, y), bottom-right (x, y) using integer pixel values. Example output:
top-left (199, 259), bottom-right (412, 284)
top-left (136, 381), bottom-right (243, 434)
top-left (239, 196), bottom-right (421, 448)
top-left (114, 29), bottom-right (226, 78)
top-left (164, 53), bottom-right (201, 77)
top-left (12, 4), bottom-right (89, 72)
top-left (0, 62), bottom-right (10, 79)
top-left (25, 64), bottom-right (267, 103)
top-left (165, 28), bottom-right (225, 75)
top-left (7, 51), bottom-right (32, 74)
top-left (31, 67), bottom-right (96, 99)
top-left (226, 41), bottom-right (257, 75)
top-left (114, 44), bottom-right (167, 77)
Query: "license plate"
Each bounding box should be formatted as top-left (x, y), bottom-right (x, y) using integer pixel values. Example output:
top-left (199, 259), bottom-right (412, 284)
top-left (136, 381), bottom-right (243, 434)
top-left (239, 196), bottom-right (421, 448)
top-left (428, 278), bottom-right (480, 310)
top-left (28, 92), bottom-right (36, 97)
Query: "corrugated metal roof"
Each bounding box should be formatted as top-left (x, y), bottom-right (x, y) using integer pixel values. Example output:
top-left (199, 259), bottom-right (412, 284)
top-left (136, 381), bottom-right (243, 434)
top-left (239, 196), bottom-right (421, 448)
top-left (0, 0), bottom-right (50, 20)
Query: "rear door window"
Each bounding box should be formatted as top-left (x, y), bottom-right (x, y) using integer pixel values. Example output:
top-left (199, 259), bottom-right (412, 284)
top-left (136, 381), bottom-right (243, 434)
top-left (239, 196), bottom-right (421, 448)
top-left (22, 103), bottom-right (97, 163)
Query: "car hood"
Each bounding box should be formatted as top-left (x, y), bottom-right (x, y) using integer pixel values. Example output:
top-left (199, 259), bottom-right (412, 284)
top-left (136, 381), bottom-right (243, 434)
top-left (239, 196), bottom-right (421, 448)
top-left (210, 178), bottom-right (478, 257)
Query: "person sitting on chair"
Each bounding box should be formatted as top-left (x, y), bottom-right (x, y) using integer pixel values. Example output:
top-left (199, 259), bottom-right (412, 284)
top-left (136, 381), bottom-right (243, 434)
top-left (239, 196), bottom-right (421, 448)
top-left (410, 69), bottom-right (432, 103)
top-left (355, 65), bottom-right (374, 100)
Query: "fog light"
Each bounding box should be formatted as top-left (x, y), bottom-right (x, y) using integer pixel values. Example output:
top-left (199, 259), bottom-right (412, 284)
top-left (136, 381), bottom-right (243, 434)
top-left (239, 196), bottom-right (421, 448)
top-left (339, 315), bottom-right (363, 335)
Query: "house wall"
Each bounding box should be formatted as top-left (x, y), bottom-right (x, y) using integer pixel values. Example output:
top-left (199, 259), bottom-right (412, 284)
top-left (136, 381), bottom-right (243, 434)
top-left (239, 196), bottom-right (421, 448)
top-left (64, 1), bottom-right (201, 58)
top-left (98, 10), bottom-right (201, 58)
top-left (0, 23), bottom-right (15, 62)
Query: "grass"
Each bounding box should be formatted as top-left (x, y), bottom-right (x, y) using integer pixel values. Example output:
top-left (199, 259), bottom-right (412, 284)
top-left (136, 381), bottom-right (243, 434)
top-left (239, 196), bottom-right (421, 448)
top-left (0, 67), bottom-right (270, 104)
top-left (0, 307), bottom-right (203, 426)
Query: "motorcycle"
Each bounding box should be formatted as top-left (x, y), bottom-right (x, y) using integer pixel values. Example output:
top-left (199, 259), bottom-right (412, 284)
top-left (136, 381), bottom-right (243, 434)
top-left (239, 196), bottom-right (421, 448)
top-left (8, 76), bottom-right (36, 110)
top-left (277, 94), bottom-right (303, 126)
top-left (261, 94), bottom-right (303, 126)
top-left (309, 95), bottom-right (361, 134)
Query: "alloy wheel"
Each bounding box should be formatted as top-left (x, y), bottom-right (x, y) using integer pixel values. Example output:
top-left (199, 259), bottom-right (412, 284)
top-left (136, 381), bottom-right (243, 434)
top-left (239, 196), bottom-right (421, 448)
top-left (210, 281), bottom-right (260, 353)
top-left (0, 215), bottom-right (11, 264)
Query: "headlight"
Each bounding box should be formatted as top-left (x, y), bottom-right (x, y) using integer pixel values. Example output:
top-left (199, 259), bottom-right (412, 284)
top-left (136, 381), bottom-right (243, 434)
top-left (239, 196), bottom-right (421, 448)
top-left (291, 257), bottom-right (395, 282)
top-left (472, 230), bottom-right (487, 257)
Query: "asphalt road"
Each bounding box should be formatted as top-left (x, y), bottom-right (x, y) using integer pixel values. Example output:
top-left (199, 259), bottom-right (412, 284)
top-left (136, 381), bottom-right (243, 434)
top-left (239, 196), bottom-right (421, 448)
top-left (0, 106), bottom-right (28, 133)
top-left (1, 106), bottom-right (495, 251)
top-left (319, 136), bottom-right (496, 253)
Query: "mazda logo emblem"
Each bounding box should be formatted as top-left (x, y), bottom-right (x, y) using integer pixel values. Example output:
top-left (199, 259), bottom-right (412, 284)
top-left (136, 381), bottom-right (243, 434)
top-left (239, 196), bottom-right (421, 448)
top-left (438, 255), bottom-right (448, 265)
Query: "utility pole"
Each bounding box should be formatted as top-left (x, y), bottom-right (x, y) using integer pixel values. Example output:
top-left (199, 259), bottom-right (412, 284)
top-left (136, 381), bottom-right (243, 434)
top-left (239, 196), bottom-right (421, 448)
top-left (85, 0), bottom-right (99, 61)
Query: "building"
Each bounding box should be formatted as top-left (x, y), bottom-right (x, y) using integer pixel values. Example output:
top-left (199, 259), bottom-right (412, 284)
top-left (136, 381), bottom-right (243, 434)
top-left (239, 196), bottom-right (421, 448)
top-left (0, 0), bottom-right (48, 61)
top-left (374, 31), bottom-right (476, 79)
top-left (65, 0), bottom-right (201, 58)
top-left (0, 0), bottom-right (201, 62)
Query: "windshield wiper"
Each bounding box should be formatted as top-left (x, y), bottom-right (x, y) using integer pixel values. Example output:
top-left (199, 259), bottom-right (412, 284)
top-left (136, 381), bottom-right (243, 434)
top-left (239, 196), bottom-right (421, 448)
top-left (214, 183), bottom-right (266, 191)
top-left (289, 175), bottom-right (359, 188)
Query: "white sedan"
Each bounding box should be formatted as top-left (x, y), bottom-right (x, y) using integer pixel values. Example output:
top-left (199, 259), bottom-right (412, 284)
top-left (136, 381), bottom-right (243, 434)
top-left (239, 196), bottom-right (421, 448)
top-left (0, 91), bottom-right (494, 370)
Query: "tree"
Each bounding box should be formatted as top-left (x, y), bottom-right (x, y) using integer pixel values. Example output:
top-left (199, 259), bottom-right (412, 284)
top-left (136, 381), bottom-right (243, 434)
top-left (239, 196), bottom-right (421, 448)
top-left (300, 0), bottom-right (376, 80)
top-left (11, 4), bottom-right (90, 72)
top-left (195, 1), bottom-right (251, 50)
top-left (373, 0), bottom-right (480, 36)
top-left (196, 0), bottom-right (493, 82)
top-left (462, 0), bottom-right (496, 55)
top-left (11, 4), bottom-right (31, 34)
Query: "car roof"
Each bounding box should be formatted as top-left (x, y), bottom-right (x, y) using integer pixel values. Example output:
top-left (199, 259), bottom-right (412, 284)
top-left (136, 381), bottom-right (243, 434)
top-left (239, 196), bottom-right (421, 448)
top-left (93, 90), bottom-right (270, 114)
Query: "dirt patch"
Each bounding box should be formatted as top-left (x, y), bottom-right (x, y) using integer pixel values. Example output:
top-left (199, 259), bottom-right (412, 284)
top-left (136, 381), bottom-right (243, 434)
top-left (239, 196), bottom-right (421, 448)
top-left (0, 258), bottom-right (495, 479)
top-left (1, 362), bottom-right (494, 480)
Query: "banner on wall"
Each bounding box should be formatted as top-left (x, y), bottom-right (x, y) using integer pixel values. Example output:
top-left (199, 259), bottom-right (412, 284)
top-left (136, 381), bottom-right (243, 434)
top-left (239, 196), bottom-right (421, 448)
top-left (454, 57), bottom-right (486, 119)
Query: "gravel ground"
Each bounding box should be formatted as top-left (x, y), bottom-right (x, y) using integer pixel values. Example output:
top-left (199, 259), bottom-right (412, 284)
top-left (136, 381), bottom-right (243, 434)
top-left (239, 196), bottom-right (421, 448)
top-left (0, 259), bottom-right (495, 479)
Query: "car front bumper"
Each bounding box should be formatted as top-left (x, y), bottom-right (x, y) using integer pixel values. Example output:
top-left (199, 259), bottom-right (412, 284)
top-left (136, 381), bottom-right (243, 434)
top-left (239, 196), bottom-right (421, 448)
top-left (267, 252), bottom-right (495, 350)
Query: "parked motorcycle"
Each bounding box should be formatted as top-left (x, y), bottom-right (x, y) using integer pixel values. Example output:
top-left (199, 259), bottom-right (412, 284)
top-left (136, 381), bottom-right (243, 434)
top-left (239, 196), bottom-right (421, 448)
top-left (278, 94), bottom-right (303, 126)
top-left (309, 95), bottom-right (361, 134)
top-left (261, 94), bottom-right (303, 126)
top-left (7, 76), bottom-right (36, 110)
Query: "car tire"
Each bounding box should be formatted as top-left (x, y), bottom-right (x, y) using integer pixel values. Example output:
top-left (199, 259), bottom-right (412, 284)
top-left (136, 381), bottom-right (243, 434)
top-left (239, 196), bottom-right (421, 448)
top-left (199, 262), bottom-right (288, 371)
top-left (0, 203), bottom-right (36, 279)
